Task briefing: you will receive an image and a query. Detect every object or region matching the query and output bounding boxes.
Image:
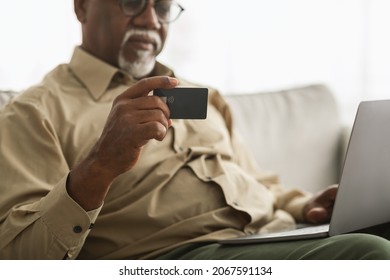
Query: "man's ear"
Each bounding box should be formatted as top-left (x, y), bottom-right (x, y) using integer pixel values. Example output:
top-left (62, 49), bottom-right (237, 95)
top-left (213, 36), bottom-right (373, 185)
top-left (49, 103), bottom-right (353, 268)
top-left (74, 0), bottom-right (89, 23)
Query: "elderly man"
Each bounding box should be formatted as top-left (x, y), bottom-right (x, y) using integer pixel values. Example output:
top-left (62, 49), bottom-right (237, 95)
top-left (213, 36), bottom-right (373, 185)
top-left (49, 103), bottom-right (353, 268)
top-left (1, 0), bottom-right (390, 260)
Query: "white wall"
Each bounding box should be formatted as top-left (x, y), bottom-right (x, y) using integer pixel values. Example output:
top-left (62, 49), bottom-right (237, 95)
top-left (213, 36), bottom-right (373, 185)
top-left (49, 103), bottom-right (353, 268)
top-left (2, 0), bottom-right (390, 123)
top-left (0, 1), bottom-right (80, 90)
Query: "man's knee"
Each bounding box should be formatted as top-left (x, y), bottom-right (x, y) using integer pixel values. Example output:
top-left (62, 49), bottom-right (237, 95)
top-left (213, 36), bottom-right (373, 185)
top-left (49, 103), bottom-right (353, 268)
top-left (325, 233), bottom-right (390, 260)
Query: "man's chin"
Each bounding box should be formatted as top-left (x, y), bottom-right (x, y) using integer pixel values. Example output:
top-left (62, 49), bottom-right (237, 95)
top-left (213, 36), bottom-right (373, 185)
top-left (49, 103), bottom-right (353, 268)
top-left (118, 57), bottom-right (156, 79)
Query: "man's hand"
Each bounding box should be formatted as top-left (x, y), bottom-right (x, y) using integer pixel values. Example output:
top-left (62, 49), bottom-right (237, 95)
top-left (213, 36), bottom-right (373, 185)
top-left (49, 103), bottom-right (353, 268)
top-left (303, 185), bottom-right (338, 224)
top-left (68, 76), bottom-right (178, 210)
top-left (90, 76), bottom-right (178, 179)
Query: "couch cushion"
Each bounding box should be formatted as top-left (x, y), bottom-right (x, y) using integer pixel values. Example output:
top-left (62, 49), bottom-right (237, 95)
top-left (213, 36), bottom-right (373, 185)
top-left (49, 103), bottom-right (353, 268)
top-left (225, 85), bottom-right (342, 193)
top-left (0, 90), bottom-right (18, 110)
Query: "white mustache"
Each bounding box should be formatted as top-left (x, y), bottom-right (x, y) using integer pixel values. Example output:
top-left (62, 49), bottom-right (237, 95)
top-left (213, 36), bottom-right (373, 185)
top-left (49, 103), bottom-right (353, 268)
top-left (121, 28), bottom-right (162, 52)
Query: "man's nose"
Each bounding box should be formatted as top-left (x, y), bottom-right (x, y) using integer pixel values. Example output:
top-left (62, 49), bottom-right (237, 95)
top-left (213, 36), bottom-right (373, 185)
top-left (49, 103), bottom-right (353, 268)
top-left (132, 2), bottom-right (161, 29)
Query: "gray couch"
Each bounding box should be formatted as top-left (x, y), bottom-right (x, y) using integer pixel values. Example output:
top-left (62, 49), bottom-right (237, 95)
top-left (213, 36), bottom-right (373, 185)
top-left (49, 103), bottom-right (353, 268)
top-left (0, 85), bottom-right (344, 194)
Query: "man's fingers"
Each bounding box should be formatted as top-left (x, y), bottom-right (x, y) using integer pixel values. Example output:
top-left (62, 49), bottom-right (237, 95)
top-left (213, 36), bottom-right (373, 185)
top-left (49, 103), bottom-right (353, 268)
top-left (135, 108), bottom-right (171, 131)
top-left (317, 185), bottom-right (338, 207)
top-left (323, 185), bottom-right (338, 200)
top-left (135, 121), bottom-right (169, 143)
top-left (306, 207), bottom-right (331, 224)
top-left (120, 76), bottom-right (178, 99)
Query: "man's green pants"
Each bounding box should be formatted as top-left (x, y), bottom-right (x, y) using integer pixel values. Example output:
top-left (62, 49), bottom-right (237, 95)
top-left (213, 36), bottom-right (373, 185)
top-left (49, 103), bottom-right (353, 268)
top-left (158, 223), bottom-right (390, 260)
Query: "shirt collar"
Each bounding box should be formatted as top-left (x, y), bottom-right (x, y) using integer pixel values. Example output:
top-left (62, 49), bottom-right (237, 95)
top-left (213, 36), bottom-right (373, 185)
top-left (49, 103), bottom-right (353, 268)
top-left (69, 47), bottom-right (120, 100)
top-left (69, 47), bottom-right (175, 100)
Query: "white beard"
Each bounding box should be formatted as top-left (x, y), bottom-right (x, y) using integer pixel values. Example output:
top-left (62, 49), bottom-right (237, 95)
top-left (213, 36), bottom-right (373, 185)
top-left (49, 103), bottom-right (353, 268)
top-left (118, 50), bottom-right (155, 79)
top-left (118, 29), bottom-right (162, 79)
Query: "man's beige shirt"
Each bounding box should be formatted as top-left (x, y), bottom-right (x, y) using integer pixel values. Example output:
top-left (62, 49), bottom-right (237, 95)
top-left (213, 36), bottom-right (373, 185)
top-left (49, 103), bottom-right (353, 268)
top-left (0, 47), bottom-right (311, 260)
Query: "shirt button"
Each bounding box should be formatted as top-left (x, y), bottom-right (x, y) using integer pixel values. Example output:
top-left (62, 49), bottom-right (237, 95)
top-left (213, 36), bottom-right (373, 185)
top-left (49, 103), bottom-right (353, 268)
top-left (73, 226), bottom-right (83, 233)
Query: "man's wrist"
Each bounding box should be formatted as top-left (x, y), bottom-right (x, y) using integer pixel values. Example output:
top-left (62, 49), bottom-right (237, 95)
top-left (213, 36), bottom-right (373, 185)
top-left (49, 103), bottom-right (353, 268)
top-left (66, 159), bottom-right (112, 211)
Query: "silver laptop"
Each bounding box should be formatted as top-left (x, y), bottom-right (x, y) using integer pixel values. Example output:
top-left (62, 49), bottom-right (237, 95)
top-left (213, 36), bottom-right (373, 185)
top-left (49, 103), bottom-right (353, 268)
top-left (220, 100), bottom-right (390, 245)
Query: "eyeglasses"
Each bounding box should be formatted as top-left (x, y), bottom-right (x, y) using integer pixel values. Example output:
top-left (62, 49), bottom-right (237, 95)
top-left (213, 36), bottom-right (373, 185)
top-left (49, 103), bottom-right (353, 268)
top-left (118, 0), bottom-right (185, 24)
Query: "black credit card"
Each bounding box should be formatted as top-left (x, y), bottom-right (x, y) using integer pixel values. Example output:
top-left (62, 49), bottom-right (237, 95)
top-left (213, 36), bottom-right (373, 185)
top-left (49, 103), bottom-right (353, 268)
top-left (153, 87), bottom-right (208, 119)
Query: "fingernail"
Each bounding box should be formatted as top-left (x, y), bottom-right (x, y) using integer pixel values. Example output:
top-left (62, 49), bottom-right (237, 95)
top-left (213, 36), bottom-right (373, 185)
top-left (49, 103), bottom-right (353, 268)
top-left (168, 77), bottom-right (179, 86)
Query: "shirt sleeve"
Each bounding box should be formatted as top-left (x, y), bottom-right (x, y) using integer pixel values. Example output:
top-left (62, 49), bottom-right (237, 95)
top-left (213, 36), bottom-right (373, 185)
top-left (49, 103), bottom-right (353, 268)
top-left (230, 129), bottom-right (312, 222)
top-left (0, 91), bottom-right (101, 259)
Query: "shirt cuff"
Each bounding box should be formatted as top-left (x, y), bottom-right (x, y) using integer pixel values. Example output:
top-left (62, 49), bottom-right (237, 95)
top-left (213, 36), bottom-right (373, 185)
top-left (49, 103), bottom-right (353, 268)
top-left (38, 175), bottom-right (102, 248)
top-left (284, 194), bottom-right (312, 222)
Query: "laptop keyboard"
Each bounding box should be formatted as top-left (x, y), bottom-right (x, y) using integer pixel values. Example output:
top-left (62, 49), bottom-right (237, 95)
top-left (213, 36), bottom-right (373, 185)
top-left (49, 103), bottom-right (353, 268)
top-left (260, 224), bottom-right (330, 238)
top-left (219, 224), bottom-right (330, 244)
